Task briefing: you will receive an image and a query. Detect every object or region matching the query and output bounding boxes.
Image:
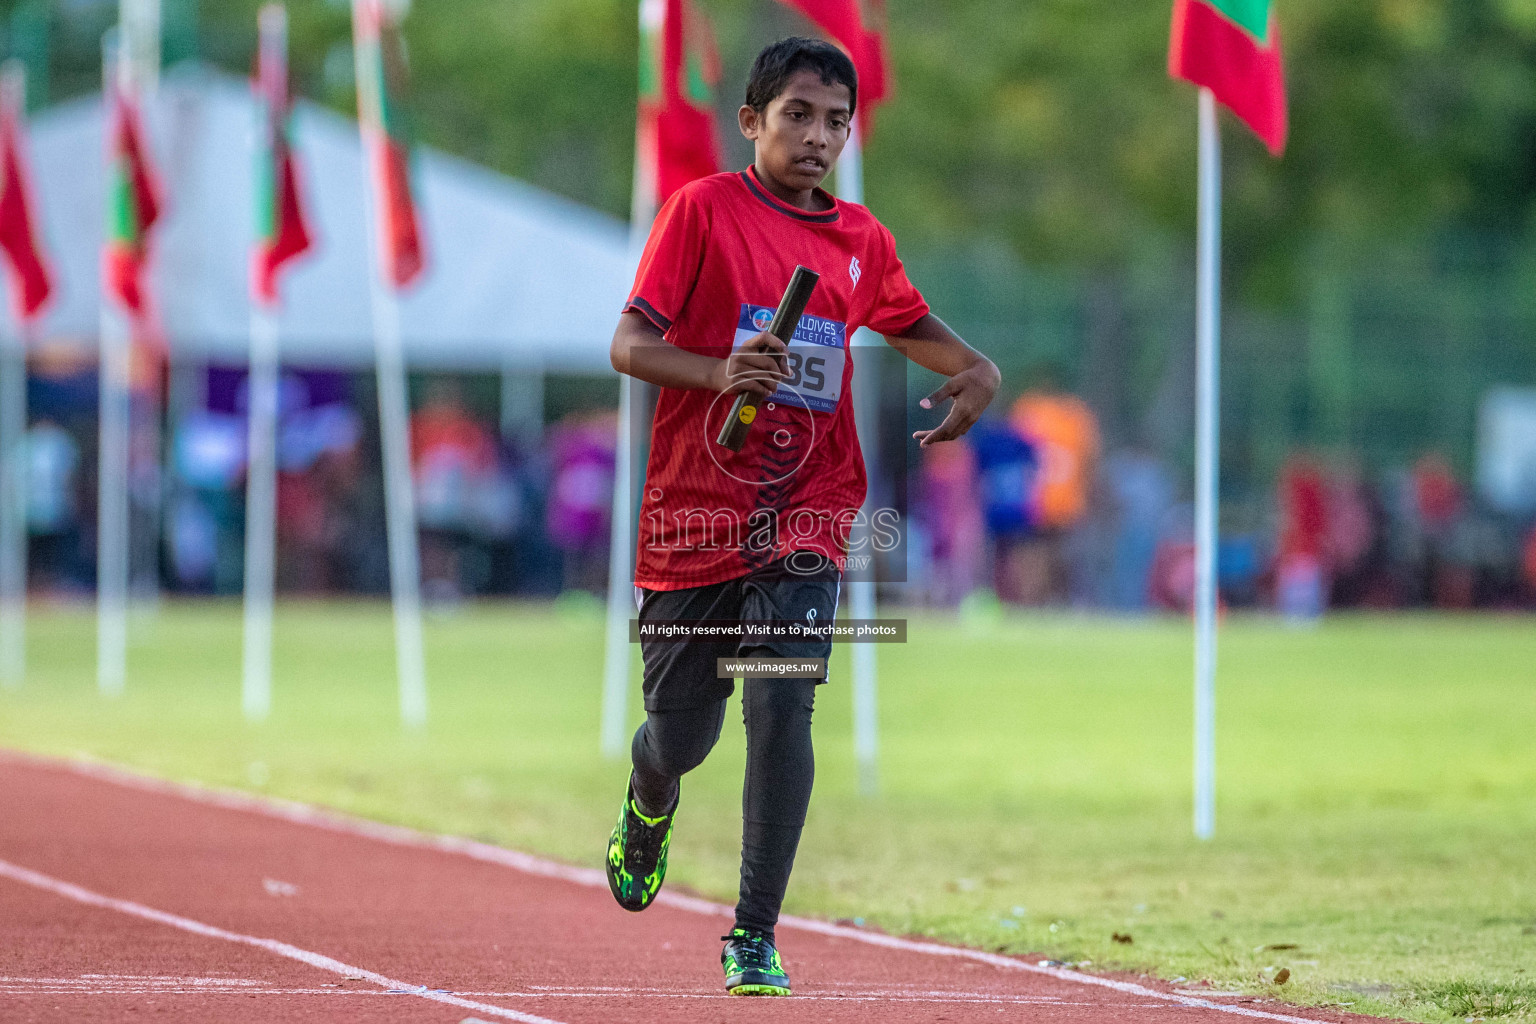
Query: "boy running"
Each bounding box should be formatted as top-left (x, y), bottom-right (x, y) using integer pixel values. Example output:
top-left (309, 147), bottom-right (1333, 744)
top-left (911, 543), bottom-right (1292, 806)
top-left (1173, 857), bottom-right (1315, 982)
top-left (606, 37), bottom-right (1000, 996)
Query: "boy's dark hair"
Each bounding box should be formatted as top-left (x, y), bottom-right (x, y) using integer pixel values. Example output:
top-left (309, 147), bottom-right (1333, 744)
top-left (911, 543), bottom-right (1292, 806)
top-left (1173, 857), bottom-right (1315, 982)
top-left (745, 37), bottom-right (857, 117)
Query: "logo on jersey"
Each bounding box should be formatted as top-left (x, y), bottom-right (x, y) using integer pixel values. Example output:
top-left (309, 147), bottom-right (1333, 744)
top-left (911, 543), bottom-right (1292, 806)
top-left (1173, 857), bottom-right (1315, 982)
top-left (751, 307), bottom-right (774, 331)
top-left (849, 256), bottom-right (862, 286)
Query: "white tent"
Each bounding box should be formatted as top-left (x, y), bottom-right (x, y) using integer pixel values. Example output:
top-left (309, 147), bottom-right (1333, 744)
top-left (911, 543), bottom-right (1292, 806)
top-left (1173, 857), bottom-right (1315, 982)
top-left (26, 65), bottom-right (633, 372)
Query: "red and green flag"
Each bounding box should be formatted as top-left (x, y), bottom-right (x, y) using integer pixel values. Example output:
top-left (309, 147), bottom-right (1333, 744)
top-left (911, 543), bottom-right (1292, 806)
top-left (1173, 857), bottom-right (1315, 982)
top-left (0, 79), bottom-right (53, 322)
top-left (637, 0), bottom-right (722, 208)
top-left (252, 4), bottom-right (313, 306)
top-left (1169, 0), bottom-right (1288, 155)
top-left (352, 0), bottom-right (424, 289)
top-left (777, 0), bottom-right (890, 124)
top-left (104, 80), bottom-right (161, 318)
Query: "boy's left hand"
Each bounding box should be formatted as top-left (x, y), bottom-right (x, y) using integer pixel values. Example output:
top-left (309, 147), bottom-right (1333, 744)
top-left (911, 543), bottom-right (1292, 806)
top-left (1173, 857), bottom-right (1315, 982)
top-left (912, 360), bottom-right (1000, 447)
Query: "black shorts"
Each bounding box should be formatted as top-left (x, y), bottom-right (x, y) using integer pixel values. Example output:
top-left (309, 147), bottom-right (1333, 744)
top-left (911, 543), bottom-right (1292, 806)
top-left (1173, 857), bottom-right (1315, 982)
top-left (637, 554), bottom-right (842, 711)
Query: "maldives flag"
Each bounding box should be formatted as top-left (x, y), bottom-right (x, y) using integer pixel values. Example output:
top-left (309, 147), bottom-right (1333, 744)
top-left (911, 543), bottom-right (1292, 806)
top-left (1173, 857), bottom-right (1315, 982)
top-left (637, 0), bottom-right (722, 208)
top-left (252, 4), bottom-right (313, 306)
top-left (0, 84), bottom-right (53, 321)
top-left (777, 0), bottom-right (889, 117)
top-left (352, 0), bottom-right (424, 289)
top-left (1169, 0), bottom-right (1288, 155)
top-left (104, 82), bottom-right (161, 318)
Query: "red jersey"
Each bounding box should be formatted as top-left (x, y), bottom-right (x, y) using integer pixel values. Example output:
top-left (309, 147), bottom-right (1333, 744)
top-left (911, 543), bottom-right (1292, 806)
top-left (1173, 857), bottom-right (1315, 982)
top-left (624, 166), bottom-right (929, 589)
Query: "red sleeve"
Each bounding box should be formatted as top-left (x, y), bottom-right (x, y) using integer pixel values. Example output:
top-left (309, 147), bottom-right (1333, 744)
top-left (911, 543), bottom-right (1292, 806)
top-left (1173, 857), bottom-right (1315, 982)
top-left (863, 224), bottom-right (930, 337)
top-left (622, 185), bottom-right (709, 336)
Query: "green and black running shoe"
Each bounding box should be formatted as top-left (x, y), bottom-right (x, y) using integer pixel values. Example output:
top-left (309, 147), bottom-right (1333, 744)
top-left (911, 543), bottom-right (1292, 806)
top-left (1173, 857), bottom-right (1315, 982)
top-left (721, 928), bottom-right (791, 996)
top-left (604, 781), bottom-right (675, 912)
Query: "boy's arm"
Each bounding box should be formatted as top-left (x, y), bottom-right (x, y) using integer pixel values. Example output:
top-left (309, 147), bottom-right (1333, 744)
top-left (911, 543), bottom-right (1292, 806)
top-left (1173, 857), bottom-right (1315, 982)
top-left (885, 313), bottom-right (1001, 447)
top-left (610, 311), bottom-right (789, 398)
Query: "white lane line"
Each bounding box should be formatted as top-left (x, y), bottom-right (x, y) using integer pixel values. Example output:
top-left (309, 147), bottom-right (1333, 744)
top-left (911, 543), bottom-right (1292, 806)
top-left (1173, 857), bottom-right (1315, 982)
top-left (766, 917), bottom-right (1329, 1024)
top-left (0, 858), bottom-right (568, 1024)
top-left (0, 976), bottom-right (269, 986)
top-left (519, 985), bottom-right (1071, 1001)
top-left (0, 986), bottom-right (1093, 1006)
top-left (1, 987), bottom-right (384, 996)
top-left (4, 977), bottom-right (1068, 1001)
top-left (463, 990), bottom-right (1078, 1005)
top-left (11, 752), bottom-right (1340, 1024)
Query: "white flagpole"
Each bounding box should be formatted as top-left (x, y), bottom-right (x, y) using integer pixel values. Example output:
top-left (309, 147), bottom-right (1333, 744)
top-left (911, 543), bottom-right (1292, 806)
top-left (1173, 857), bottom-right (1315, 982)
top-left (242, 3), bottom-right (290, 724)
top-left (120, 0), bottom-right (161, 619)
top-left (370, 280), bottom-right (427, 729)
top-left (0, 64), bottom-right (28, 690)
top-left (353, 0), bottom-right (427, 729)
top-left (600, 372), bottom-right (636, 758)
top-left (1193, 88), bottom-right (1221, 840)
top-left (601, 12), bottom-right (657, 756)
top-left (119, 0), bottom-right (160, 94)
top-left (242, 305), bottom-right (279, 721)
top-left (98, 305), bottom-right (131, 698)
top-left (0, 323), bottom-right (25, 691)
top-left (97, 31), bottom-right (132, 699)
top-left (836, 121), bottom-right (880, 795)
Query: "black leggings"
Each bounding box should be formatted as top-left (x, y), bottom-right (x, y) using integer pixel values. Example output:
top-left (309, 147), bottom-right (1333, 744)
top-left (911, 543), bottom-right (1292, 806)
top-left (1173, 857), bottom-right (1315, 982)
top-left (630, 676), bottom-right (817, 941)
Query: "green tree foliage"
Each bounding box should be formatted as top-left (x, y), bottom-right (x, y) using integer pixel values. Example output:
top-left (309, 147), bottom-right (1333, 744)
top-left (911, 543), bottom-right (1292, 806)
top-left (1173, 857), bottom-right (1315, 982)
top-left (863, 0), bottom-right (1536, 302)
top-left (14, 0), bottom-right (1535, 301)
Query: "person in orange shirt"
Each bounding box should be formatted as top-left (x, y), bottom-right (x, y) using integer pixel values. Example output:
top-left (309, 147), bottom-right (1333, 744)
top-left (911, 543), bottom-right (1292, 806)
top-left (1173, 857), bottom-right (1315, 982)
top-left (1007, 366), bottom-right (1100, 604)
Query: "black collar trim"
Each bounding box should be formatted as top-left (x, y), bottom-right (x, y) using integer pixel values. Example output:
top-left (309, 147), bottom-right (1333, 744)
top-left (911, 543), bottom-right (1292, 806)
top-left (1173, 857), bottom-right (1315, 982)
top-left (738, 168), bottom-right (840, 224)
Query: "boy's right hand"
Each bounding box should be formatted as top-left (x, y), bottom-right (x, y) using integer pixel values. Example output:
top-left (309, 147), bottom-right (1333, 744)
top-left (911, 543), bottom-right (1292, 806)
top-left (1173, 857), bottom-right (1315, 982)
top-left (713, 331), bottom-right (789, 398)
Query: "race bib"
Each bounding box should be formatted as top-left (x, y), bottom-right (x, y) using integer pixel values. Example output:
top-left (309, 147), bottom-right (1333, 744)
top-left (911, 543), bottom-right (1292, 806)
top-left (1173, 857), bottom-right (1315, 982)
top-left (733, 304), bottom-right (847, 414)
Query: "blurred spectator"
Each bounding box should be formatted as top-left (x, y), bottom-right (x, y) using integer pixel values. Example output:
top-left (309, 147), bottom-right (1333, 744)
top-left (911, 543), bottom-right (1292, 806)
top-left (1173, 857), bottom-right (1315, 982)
top-left (273, 399), bottom-right (369, 593)
top-left (168, 493), bottom-right (220, 591)
top-left (169, 410), bottom-right (246, 592)
top-left (1008, 369), bottom-right (1100, 604)
top-left (1147, 503), bottom-right (1197, 613)
top-left (410, 381), bottom-right (519, 601)
top-left (24, 420), bottom-right (83, 590)
top-left (1523, 523), bottom-right (1536, 602)
top-left (915, 433), bottom-right (984, 607)
top-left (1217, 535), bottom-right (1266, 607)
top-left (35, 356), bottom-right (1536, 612)
top-left (312, 424), bottom-right (386, 594)
top-left (1413, 453), bottom-right (1462, 536)
top-left (1411, 453), bottom-right (1472, 607)
top-left (280, 402), bottom-right (362, 472)
top-left (411, 381), bottom-right (498, 513)
top-left (1275, 454), bottom-right (1330, 619)
top-left (1327, 461), bottom-right (1392, 607)
top-left (546, 409), bottom-right (616, 595)
top-left (966, 415), bottom-right (1039, 604)
top-left (1101, 443), bottom-right (1174, 611)
top-left (1149, 542), bottom-right (1197, 613)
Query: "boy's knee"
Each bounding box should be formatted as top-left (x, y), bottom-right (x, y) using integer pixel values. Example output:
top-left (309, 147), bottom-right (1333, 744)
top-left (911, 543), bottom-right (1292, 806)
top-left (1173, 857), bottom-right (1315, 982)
top-left (741, 677), bottom-right (817, 727)
top-left (649, 736), bottom-right (714, 778)
top-left (632, 706), bottom-right (724, 779)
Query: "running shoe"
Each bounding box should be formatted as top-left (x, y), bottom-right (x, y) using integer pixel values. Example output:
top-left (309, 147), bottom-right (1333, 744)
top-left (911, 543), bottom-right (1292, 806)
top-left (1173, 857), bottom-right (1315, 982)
top-left (604, 781), bottom-right (675, 912)
top-left (721, 927), bottom-right (791, 996)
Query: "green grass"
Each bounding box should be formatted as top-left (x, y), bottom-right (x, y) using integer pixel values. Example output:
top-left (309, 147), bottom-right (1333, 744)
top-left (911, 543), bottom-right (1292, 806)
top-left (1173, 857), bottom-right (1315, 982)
top-left (2, 601), bottom-right (1533, 1021)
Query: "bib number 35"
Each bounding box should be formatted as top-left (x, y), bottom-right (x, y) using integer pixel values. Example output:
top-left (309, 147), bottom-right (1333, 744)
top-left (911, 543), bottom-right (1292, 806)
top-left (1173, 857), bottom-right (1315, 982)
top-left (783, 351), bottom-right (827, 393)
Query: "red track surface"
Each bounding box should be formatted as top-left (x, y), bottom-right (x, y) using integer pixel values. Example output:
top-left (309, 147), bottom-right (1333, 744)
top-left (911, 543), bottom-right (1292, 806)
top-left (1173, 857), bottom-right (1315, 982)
top-left (1, 753), bottom-right (1374, 1024)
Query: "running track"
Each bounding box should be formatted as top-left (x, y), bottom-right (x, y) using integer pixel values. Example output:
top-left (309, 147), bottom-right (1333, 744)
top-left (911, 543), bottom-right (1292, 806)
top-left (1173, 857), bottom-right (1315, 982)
top-left (1, 753), bottom-right (1372, 1023)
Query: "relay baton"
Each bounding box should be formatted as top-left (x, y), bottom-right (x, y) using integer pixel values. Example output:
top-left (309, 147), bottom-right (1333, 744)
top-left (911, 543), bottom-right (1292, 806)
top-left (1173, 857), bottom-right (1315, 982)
top-left (715, 265), bottom-right (820, 452)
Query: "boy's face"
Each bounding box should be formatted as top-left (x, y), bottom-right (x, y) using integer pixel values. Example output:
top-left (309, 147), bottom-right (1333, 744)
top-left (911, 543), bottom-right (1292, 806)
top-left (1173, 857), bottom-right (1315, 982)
top-left (739, 70), bottom-right (853, 198)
